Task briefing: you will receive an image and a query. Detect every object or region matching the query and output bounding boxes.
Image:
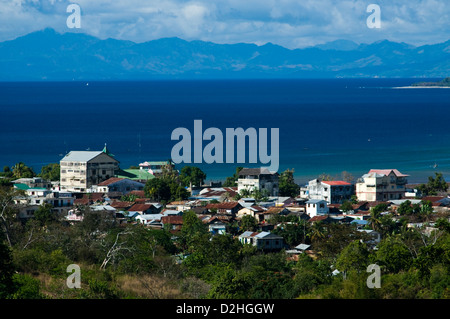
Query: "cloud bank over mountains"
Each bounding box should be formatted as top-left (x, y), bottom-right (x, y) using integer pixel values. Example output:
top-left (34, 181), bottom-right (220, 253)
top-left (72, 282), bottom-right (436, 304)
top-left (1, 0), bottom-right (449, 49)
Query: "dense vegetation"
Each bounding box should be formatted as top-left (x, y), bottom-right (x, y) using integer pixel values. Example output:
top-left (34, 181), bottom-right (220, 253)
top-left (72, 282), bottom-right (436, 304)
top-left (0, 165), bottom-right (449, 299)
top-left (1, 185), bottom-right (449, 299)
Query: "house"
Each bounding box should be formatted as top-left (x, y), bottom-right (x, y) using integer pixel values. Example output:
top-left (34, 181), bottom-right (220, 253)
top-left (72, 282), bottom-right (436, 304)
top-left (139, 160), bottom-right (175, 177)
top-left (94, 177), bottom-right (145, 195)
top-left (237, 168), bottom-right (279, 196)
top-left (12, 177), bottom-right (51, 189)
top-left (255, 206), bottom-right (290, 223)
top-left (115, 168), bottom-right (155, 183)
top-left (205, 202), bottom-right (242, 216)
top-left (128, 203), bottom-right (159, 215)
top-left (356, 169), bottom-right (409, 202)
top-left (73, 193), bottom-right (105, 206)
top-left (60, 144), bottom-right (120, 192)
top-left (236, 205), bottom-right (266, 219)
top-left (306, 199), bottom-right (329, 217)
top-left (161, 215), bottom-right (184, 231)
top-left (135, 214), bottom-right (163, 227)
top-left (238, 231), bottom-right (285, 251)
top-left (194, 187), bottom-right (239, 201)
top-left (209, 221), bottom-right (227, 235)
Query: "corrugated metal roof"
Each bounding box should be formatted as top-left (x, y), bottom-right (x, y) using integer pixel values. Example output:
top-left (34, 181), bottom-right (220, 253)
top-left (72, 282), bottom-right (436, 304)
top-left (61, 151), bottom-right (104, 162)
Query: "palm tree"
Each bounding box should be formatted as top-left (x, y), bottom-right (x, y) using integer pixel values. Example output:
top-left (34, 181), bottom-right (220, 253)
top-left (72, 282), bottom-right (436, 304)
top-left (308, 221), bottom-right (325, 242)
top-left (368, 208), bottom-right (382, 232)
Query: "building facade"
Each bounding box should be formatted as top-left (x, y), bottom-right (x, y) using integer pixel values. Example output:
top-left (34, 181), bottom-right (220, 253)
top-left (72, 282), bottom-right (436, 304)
top-left (237, 168), bottom-right (279, 196)
top-left (307, 179), bottom-right (353, 204)
top-left (356, 169), bottom-right (409, 202)
top-left (60, 146), bottom-right (119, 192)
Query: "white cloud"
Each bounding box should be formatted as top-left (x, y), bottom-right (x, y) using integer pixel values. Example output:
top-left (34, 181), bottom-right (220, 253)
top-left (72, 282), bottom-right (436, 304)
top-left (0, 0), bottom-right (448, 48)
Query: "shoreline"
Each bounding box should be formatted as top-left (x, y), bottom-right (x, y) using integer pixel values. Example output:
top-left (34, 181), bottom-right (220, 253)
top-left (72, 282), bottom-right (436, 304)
top-left (392, 86), bottom-right (450, 89)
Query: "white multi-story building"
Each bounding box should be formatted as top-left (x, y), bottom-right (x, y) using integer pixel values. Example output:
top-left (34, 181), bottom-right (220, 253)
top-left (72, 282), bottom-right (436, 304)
top-left (60, 145), bottom-right (119, 193)
top-left (356, 169), bottom-right (409, 202)
top-left (237, 167), bottom-right (279, 196)
top-left (307, 179), bottom-right (353, 204)
top-left (306, 199), bottom-right (329, 217)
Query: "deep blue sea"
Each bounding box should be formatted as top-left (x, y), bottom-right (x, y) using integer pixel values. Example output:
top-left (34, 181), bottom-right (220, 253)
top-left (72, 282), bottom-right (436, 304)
top-left (1, 79), bottom-right (449, 185)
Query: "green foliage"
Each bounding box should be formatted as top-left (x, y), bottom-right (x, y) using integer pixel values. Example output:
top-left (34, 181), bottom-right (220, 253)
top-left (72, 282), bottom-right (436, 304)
top-left (144, 176), bottom-right (189, 202)
top-left (278, 169), bottom-right (299, 197)
top-left (340, 200), bottom-right (353, 213)
top-left (417, 172), bottom-right (448, 196)
top-left (293, 254), bottom-right (332, 295)
top-left (376, 236), bottom-right (413, 273)
top-left (12, 162), bottom-right (35, 179)
top-left (11, 273), bottom-right (43, 299)
top-left (336, 240), bottom-right (370, 273)
top-left (273, 219), bottom-right (307, 247)
top-left (239, 214), bottom-right (258, 232)
top-left (34, 203), bottom-right (58, 226)
top-left (0, 236), bottom-right (15, 298)
top-left (222, 167), bottom-right (243, 187)
top-left (39, 163), bottom-right (60, 181)
top-left (179, 166), bottom-right (206, 187)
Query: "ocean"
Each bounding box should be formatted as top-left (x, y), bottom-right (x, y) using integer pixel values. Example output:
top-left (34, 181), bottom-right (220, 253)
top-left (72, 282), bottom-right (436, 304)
top-left (0, 79), bottom-right (449, 185)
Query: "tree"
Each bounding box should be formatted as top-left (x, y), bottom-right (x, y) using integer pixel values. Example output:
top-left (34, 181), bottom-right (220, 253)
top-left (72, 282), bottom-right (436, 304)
top-left (0, 187), bottom-right (23, 247)
top-left (335, 240), bottom-right (370, 275)
top-left (368, 204), bottom-right (387, 232)
top-left (240, 215), bottom-right (258, 232)
top-left (341, 171), bottom-right (355, 183)
top-left (418, 172), bottom-right (448, 196)
top-left (39, 163), bottom-right (60, 181)
top-left (340, 200), bottom-right (353, 213)
top-left (397, 200), bottom-right (413, 215)
top-left (179, 166), bottom-right (206, 188)
top-left (178, 210), bottom-right (209, 253)
top-left (144, 178), bottom-right (172, 202)
top-left (376, 236), bottom-right (413, 273)
top-left (279, 169), bottom-right (300, 197)
top-left (34, 203), bottom-right (58, 226)
top-left (12, 162), bottom-right (35, 179)
top-left (223, 167), bottom-right (243, 187)
top-left (0, 234), bottom-right (15, 298)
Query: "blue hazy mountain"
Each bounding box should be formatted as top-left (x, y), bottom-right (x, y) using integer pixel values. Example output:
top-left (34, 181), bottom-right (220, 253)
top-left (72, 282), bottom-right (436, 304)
top-left (0, 28), bottom-right (449, 80)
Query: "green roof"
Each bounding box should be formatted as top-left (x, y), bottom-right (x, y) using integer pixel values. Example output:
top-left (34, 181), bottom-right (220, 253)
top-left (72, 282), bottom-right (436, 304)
top-left (116, 169), bottom-right (155, 181)
top-left (14, 183), bottom-right (30, 190)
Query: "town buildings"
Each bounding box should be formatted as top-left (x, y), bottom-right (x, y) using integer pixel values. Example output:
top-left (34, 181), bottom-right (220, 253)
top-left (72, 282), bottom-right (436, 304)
top-left (356, 169), bottom-right (409, 201)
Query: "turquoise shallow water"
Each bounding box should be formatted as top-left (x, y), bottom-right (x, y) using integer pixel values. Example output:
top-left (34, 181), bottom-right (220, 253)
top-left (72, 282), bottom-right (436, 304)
top-left (0, 79), bottom-right (449, 184)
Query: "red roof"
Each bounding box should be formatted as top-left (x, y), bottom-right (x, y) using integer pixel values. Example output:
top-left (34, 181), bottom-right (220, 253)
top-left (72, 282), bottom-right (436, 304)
top-left (98, 177), bottom-right (124, 186)
top-left (110, 201), bottom-right (134, 209)
top-left (205, 202), bottom-right (241, 209)
top-left (309, 216), bottom-right (328, 222)
top-left (368, 169), bottom-right (409, 177)
top-left (321, 181), bottom-right (352, 186)
top-left (128, 203), bottom-right (153, 212)
top-left (161, 216), bottom-right (184, 225)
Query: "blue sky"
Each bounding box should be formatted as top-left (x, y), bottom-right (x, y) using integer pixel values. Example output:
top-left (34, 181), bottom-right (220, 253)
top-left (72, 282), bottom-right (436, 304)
top-left (0, 0), bottom-right (449, 48)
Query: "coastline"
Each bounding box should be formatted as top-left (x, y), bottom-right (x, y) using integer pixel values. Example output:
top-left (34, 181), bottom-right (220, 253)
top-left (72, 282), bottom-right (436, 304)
top-left (392, 86), bottom-right (450, 89)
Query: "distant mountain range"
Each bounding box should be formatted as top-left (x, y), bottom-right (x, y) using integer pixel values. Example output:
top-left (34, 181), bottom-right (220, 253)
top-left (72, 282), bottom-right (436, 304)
top-left (0, 28), bottom-right (449, 80)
